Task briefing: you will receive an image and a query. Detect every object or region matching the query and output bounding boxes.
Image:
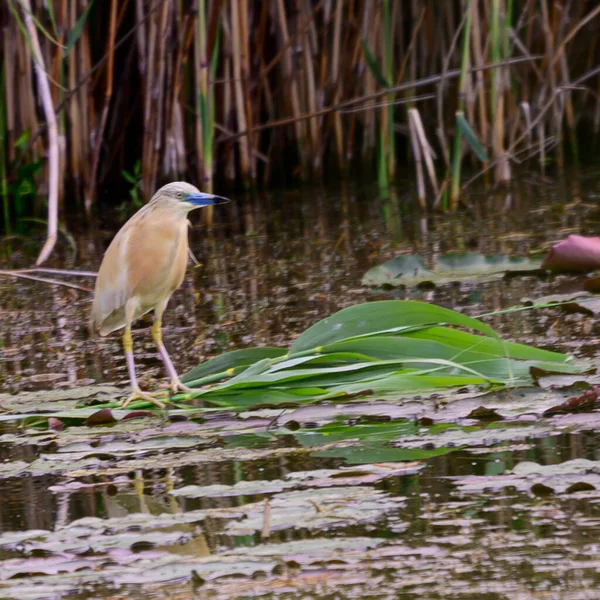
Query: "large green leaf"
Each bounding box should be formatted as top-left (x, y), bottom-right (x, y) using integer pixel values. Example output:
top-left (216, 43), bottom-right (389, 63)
top-left (289, 300), bottom-right (501, 354)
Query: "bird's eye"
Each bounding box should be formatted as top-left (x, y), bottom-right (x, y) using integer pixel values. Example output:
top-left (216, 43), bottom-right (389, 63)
top-left (176, 192), bottom-right (184, 199)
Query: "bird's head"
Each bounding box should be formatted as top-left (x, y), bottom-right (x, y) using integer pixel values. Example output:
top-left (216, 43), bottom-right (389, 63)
top-left (150, 181), bottom-right (231, 211)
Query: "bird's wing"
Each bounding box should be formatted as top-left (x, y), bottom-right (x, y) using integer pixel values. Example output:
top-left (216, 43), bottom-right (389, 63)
top-left (90, 224), bottom-right (138, 335)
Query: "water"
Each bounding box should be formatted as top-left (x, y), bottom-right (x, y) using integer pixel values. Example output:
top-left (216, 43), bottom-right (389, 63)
top-left (2, 171), bottom-right (600, 598)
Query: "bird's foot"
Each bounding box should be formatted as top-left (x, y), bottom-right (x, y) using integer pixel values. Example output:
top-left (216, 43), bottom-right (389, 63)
top-left (120, 388), bottom-right (169, 410)
top-left (169, 378), bottom-right (194, 395)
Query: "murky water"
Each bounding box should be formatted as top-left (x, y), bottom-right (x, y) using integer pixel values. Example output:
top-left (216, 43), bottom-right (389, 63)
top-left (2, 170), bottom-right (600, 598)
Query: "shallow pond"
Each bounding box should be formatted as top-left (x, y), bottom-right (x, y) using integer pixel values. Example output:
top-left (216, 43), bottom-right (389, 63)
top-left (2, 170), bottom-right (600, 598)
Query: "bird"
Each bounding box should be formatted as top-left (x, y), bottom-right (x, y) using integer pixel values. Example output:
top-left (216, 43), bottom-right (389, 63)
top-left (89, 181), bottom-right (231, 409)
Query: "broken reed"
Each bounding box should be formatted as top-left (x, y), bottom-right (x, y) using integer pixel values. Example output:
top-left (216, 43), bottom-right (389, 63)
top-left (2, 0), bottom-right (600, 225)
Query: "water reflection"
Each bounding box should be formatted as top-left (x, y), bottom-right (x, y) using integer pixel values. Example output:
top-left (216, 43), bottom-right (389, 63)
top-left (2, 173), bottom-right (600, 597)
top-left (2, 176), bottom-right (599, 394)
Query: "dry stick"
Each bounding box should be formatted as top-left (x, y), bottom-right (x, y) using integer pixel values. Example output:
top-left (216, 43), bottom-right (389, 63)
top-left (410, 107), bottom-right (439, 201)
top-left (17, 0), bottom-right (59, 267)
top-left (338, 93), bottom-right (436, 114)
top-left (218, 56), bottom-right (542, 144)
top-left (85, 0), bottom-right (118, 215)
top-left (0, 270), bottom-right (93, 292)
top-left (13, 267), bottom-right (97, 277)
top-left (550, 3), bottom-right (600, 68)
top-left (408, 109), bottom-right (426, 207)
top-left (261, 498), bottom-right (271, 540)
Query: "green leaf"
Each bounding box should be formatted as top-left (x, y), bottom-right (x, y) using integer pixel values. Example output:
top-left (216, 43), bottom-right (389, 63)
top-left (455, 111), bottom-right (488, 161)
top-left (360, 39), bottom-right (390, 87)
top-left (289, 300), bottom-right (501, 354)
top-left (65, 0), bottom-right (95, 55)
top-left (181, 347), bottom-right (286, 384)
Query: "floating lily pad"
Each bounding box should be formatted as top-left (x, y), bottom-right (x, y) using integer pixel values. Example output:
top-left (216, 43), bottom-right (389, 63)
top-left (225, 486), bottom-right (405, 535)
top-left (362, 253), bottom-right (545, 288)
top-left (453, 458), bottom-right (600, 495)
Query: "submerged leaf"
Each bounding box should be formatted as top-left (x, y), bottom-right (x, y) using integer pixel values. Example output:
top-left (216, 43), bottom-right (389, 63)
top-left (362, 253), bottom-right (544, 287)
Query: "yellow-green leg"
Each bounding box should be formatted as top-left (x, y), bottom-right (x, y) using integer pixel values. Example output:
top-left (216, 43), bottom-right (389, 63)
top-left (121, 321), bottom-right (168, 409)
top-left (151, 310), bottom-right (193, 395)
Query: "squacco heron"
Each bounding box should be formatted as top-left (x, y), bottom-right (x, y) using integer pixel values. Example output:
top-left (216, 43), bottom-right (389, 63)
top-left (90, 181), bottom-right (230, 409)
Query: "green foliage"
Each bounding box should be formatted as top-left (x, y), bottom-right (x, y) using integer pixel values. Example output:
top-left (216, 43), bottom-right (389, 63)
top-left (118, 160), bottom-right (143, 217)
top-left (455, 111), bottom-right (488, 162)
top-left (65, 0), bottom-right (95, 55)
top-left (170, 300), bottom-right (584, 410)
top-left (360, 39), bottom-right (389, 87)
top-left (4, 130), bottom-right (43, 233)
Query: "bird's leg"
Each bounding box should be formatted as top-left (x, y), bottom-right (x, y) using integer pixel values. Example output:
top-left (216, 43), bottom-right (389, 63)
top-left (121, 322), bottom-right (168, 409)
top-left (151, 314), bottom-right (193, 395)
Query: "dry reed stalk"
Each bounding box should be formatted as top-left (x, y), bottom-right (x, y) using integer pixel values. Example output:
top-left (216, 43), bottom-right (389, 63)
top-left (275, 0), bottom-right (306, 174)
top-left (16, 21), bottom-right (42, 158)
top-left (141, 1), bottom-right (158, 198)
top-left (222, 55), bottom-right (236, 182)
top-left (300, 0), bottom-right (320, 173)
top-left (79, 2), bottom-right (92, 191)
top-left (519, 101), bottom-right (532, 146)
top-left (231, 0), bottom-right (251, 184)
top-left (240, 0), bottom-right (256, 181)
top-left (490, 0), bottom-right (510, 184)
top-left (331, 0), bottom-right (344, 172)
top-left (135, 0), bottom-right (147, 77)
top-left (408, 108), bottom-right (425, 207)
top-left (85, 0), bottom-right (117, 214)
top-left (359, 0), bottom-right (377, 161)
top-left (17, 0), bottom-right (59, 266)
top-left (149, 0), bottom-right (170, 193)
top-left (411, 107), bottom-right (439, 199)
top-left (3, 27), bottom-right (15, 161)
top-left (540, 0), bottom-right (562, 169)
top-left (67, 0), bottom-right (82, 199)
top-left (55, 0), bottom-right (67, 210)
top-left (470, 0), bottom-right (488, 152)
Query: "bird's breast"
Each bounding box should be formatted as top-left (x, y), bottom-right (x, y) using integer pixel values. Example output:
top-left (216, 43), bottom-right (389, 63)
top-left (126, 213), bottom-right (190, 306)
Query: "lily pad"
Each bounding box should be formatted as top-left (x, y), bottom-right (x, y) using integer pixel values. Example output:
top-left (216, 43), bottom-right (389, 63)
top-left (362, 253), bottom-right (545, 288)
top-left (453, 458), bottom-right (600, 495)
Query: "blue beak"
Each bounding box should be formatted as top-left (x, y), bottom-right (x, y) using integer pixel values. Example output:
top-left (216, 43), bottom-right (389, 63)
top-left (186, 192), bottom-right (231, 206)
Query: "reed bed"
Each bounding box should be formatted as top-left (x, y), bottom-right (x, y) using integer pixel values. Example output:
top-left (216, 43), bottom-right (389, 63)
top-left (1, 0), bottom-right (600, 260)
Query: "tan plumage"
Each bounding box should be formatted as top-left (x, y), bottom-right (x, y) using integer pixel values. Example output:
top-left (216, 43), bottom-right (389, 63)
top-left (91, 181), bottom-right (230, 408)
